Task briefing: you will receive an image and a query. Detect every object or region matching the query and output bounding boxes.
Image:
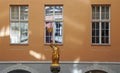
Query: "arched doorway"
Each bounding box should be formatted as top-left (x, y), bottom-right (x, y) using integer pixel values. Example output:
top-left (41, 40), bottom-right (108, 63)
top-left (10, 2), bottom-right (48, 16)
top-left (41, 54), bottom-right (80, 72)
top-left (85, 70), bottom-right (107, 73)
top-left (8, 69), bottom-right (31, 73)
top-left (1, 64), bottom-right (39, 73)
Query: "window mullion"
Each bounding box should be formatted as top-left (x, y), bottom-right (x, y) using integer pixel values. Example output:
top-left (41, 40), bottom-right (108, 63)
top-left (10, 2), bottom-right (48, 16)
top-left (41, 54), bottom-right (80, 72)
top-left (53, 22), bottom-right (55, 44)
top-left (19, 6), bottom-right (21, 43)
top-left (53, 7), bottom-right (55, 44)
top-left (99, 6), bottom-right (102, 44)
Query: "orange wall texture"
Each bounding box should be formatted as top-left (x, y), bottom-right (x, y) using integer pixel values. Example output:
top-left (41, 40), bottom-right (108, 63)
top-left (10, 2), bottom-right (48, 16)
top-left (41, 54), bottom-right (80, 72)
top-left (0, 0), bottom-right (120, 62)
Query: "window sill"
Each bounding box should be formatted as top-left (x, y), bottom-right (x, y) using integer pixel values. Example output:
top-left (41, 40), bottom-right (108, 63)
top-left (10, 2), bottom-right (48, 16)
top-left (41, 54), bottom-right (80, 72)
top-left (91, 44), bottom-right (111, 46)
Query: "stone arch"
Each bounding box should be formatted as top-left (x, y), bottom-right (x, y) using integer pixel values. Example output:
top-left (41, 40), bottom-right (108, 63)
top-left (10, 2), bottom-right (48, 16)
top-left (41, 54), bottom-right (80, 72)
top-left (82, 64), bottom-right (116, 73)
top-left (1, 64), bottom-right (39, 73)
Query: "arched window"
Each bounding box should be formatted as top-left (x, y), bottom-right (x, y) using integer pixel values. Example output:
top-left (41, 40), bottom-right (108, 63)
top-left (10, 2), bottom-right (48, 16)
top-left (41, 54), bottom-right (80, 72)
top-left (85, 70), bottom-right (107, 73)
top-left (8, 69), bottom-right (31, 73)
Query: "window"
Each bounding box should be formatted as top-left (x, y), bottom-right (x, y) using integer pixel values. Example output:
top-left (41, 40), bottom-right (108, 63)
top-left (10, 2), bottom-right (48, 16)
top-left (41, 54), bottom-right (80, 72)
top-left (92, 5), bottom-right (110, 45)
top-left (10, 6), bottom-right (28, 44)
top-left (45, 6), bottom-right (63, 44)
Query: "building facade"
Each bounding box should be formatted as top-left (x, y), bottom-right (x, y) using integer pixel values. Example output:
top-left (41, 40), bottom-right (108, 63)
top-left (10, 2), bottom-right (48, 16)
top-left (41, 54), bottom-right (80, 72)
top-left (0, 0), bottom-right (120, 73)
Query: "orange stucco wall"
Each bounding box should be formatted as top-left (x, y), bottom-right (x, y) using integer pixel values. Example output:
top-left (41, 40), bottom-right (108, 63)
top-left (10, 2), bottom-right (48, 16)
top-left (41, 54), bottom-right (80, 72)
top-left (0, 0), bottom-right (120, 62)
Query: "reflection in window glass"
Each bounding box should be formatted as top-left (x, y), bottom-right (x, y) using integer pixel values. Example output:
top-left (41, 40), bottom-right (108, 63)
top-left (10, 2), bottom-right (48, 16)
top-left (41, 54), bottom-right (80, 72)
top-left (11, 6), bottom-right (19, 19)
top-left (45, 6), bottom-right (63, 44)
top-left (10, 6), bottom-right (28, 44)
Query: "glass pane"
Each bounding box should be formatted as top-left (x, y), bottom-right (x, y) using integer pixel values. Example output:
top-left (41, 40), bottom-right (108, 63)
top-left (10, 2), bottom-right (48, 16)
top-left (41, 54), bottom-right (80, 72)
top-left (106, 37), bottom-right (109, 43)
top-left (54, 6), bottom-right (63, 20)
top-left (10, 22), bottom-right (20, 44)
top-left (20, 22), bottom-right (28, 44)
top-left (101, 36), bottom-right (105, 43)
top-left (92, 22), bottom-right (95, 29)
top-left (96, 37), bottom-right (99, 43)
top-left (106, 30), bottom-right (109, 36)
top-left (96, 30), bottom-right (99, 36)
top-left (45, 22), bottom-right (53, 43)
top-left (105, 22), bottom-right (109, 29)
top-left (102, 30), bottom-right (105, 36)
top-left (54, 22), bottom-right (63, 43)
top-left (55, 22), bottom-right (62, 36)
top-left (45, 6), bottom-right (54, 21)
top-left (55, 36), bottom-right (62, 43)
top-left (11, 6), bottom-right (19, 20)
top-left (102, 22), bottom-right (105, 29)
top-left (92, 6), bottom-right (95, 19)
top-left (92, 37), bottom-right (95, 43)
top-left (46, 36), bottom-right (52, 43)
top-left (106, 6), bottom-right (109, 19)
top-left (92, 30), bottom-right (95, 36)
top-left (101, 6), bottom-right (105, 19)
top-left (20, 6), bottom-right (28, 20)
top-left (96, 6), bottom-right (100, 19)
top-left (96, 22), bottom-right (99, 29)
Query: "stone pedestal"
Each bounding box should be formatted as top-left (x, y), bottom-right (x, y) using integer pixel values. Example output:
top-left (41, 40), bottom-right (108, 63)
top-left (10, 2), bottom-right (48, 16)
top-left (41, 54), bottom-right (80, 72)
top-left (50, 66), bottom-right (60, 73)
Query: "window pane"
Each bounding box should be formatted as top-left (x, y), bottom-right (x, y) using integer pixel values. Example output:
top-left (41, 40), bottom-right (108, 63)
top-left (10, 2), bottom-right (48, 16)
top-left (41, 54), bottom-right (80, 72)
top-left (45, 6), bottom-right (54, 21)
top-left (54, 6), bottom-right (63, 20)
top-left (106, 6), bottom-right (109, 19)
top-left (54, 22), bottom-right (63, 43)
top-left (106, 37), bottom-right (109, 43)
top-left (105, 22), bottom-right (109, 29)
top-left (102, 22), bottom-right (105, 29)
top-left (101, 6), bottom-right (105, 19)
top-left (101, 37), bottom-right (105, 43)
top-left (106, 30), bottom-right (109, 36)
top-left (101, 6), bottom-right (110, 20)
top-left (96, 37), bottom-right (99, 43)
top-left (92, 37), bottom-right (95, 43)
top-left (46, 36), bottom-right (53, 43)
top-left (92, 6), bottom-right (95, 19)
top-left (96, 22), bottom-right (99, 29)
top-left (20, 6), bottom-right (28, 20)
top-left (96, 30), bottom-right (99, 36)
top-left (92, 30), bottom-right (95, 36)
top-left (20, 23), bottom-right (28, 44)
top-left (11, 6), bottom-right (19, 20)
top-left (96, 6), bottom-right (100, 19)
top-left (10, 22), bottom-right (20, 44)
top-left (92, 22), bottom-right (95, 29)
top-left (102, 30), bottom-right (105, 36)
top-left (45, 22), bottom-right (53, 43)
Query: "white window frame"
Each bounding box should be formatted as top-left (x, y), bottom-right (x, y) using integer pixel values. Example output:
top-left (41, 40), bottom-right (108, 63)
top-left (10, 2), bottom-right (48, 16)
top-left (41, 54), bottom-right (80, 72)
top-left (92, 5), bottom-right (110, 45)
top-left (44, 5), bottom-right (63, 45)
top-left (10, 5), bottom-right (28, 44)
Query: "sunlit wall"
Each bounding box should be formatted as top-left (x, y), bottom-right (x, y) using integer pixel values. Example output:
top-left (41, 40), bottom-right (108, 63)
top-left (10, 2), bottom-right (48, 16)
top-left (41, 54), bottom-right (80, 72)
top-left (0, 0), bottom-right (120, 61)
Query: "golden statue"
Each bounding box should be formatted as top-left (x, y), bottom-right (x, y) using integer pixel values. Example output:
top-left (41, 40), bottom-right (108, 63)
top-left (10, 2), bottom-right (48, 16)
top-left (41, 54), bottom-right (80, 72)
top-left (50, 44), bottom-right (60, 66)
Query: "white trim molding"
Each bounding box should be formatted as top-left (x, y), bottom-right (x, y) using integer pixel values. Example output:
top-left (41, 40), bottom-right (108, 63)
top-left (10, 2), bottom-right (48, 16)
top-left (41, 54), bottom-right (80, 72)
top-left (0, 61), bottom-right (120, 64)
